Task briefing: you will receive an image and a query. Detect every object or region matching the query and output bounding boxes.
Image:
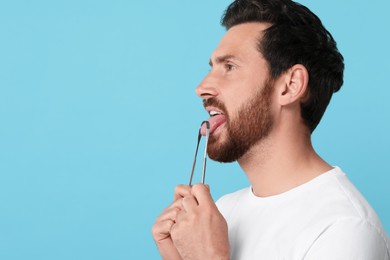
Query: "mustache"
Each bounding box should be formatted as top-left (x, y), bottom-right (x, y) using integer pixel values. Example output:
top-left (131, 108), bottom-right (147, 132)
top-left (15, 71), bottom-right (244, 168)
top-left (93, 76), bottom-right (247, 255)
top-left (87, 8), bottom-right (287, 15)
top-left (203, 98), bottom-right (227, 114)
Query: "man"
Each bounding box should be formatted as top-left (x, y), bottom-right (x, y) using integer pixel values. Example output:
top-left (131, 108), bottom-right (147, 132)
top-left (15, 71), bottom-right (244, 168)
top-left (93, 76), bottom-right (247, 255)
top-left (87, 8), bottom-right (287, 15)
top-left (152, 0), bottom-right (390, 259)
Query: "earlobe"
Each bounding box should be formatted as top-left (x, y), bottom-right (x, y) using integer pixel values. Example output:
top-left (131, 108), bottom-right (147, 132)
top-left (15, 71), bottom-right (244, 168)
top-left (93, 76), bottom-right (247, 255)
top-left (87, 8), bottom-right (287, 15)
top-left (278, 64), bottom-right (309, 106)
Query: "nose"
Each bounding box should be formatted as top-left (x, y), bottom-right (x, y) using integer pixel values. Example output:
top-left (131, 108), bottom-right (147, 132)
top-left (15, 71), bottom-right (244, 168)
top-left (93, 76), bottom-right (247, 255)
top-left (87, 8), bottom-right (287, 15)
top-left (195, 73), bottom-right (218, 100)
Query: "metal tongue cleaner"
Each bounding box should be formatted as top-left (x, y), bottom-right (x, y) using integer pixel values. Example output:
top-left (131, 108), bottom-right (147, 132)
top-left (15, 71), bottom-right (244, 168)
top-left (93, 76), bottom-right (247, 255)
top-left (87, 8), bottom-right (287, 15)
top-left (188, 121), bottom-right (210, 186)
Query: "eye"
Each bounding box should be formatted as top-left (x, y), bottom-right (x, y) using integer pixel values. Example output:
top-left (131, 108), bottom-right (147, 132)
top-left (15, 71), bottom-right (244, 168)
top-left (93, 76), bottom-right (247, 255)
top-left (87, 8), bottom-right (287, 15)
top-left (225, 63), bottom-right (236, 71)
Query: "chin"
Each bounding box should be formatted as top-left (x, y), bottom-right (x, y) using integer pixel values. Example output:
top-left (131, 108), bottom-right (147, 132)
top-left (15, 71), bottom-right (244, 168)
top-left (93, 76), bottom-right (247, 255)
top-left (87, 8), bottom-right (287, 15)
top-left (207, 143), bottom-right (240, 163)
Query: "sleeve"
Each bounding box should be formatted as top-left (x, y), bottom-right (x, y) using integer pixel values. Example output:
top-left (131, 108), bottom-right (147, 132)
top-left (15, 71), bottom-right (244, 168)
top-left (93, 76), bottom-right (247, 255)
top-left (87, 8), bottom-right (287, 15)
top-left (304, 218), bottom-right (390, 260)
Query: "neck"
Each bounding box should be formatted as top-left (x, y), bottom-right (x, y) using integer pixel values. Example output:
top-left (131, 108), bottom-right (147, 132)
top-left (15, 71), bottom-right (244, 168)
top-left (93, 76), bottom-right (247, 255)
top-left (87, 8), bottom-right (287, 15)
top-left (237, 124), bottom-right (332, 197)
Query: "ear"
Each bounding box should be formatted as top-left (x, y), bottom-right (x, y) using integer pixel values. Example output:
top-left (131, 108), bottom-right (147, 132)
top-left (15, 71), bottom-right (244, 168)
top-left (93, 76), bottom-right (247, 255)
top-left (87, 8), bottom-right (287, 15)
top-left (277, 64), bottom-right (309, 106)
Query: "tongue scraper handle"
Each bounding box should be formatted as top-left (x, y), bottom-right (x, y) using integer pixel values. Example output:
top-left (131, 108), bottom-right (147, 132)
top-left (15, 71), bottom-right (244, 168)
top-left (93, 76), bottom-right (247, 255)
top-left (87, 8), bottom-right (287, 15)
top-left (188, 121), bottom-right (210, 186)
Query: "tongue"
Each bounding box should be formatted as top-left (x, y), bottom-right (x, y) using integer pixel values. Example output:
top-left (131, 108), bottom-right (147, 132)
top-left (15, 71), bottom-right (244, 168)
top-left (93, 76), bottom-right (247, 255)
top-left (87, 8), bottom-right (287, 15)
top-left (200, 115), bottom-right (226, 136)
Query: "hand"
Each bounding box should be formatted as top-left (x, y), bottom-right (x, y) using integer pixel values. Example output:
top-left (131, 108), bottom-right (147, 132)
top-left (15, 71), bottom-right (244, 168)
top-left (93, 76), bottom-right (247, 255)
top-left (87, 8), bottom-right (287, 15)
top-left (171, 184), bottom-right (230, 260)
top-left (152, 185), bottom-right (191, 260)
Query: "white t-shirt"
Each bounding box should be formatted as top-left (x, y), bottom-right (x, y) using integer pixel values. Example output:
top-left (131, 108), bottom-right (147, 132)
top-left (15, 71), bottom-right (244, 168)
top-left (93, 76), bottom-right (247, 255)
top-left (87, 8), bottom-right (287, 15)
top-left (216, 167), bottom-right (390, 259)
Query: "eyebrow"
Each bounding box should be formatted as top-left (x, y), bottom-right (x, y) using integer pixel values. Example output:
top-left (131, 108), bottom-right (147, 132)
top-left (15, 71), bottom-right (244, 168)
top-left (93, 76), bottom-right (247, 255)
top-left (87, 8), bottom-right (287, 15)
top-left (209, 54), bottom-right (238, 67)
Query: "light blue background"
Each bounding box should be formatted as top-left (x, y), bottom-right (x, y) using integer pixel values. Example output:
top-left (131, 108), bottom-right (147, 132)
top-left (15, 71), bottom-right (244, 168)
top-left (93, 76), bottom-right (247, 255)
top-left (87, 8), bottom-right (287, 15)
top-left (0, 0), bottom-right (389, 259)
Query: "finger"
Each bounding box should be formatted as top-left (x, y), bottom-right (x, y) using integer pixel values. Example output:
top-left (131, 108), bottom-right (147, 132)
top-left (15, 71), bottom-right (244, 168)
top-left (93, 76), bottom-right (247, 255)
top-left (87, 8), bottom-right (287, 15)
top-left (191, 184), bottom-right (215, 206)
top-left (181, 195), bottom-right (199, 213)
top-left (156, 207), bottom-right (180, 223)
top-left (173, 184), bottom-right (192, 200)
top-left (167, 197), bottom-right (185, 211)
top-left (152, 219), bottom-right (175, 242)
top-left (175, 208), bottom-right (186, 223)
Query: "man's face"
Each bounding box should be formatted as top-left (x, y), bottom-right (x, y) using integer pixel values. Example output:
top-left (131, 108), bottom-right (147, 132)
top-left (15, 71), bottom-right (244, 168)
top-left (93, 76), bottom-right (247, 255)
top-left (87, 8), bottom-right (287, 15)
top-left (196, 23), bottom-right (275, 162)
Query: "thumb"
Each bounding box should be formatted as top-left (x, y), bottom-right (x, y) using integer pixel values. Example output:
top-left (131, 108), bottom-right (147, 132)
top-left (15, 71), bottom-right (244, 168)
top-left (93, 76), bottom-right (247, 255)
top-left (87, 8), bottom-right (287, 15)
top-left (191, 184), bottom-right (214, 206)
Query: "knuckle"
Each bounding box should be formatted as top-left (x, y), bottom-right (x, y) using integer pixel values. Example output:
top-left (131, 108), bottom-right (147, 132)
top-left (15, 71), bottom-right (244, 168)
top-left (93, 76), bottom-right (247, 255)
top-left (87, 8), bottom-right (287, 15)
top-left (182, 195), bottom-right (191, 202)
top-left (174, 185), bottom-right (182, 194)
top-left (192, 183), bottom-right (206, 193)
top-left (170, 223), bottom-right (178, 237)
top-left (155, 213), bottom-right (164, 222)
top-left (191, 183), bottom-right (201, 190)
top-left (151, 222), bottom-right (161, 237)
top-left (174, 184), bottom-right (190, 196)
top-left (152, 219), bottom-right (174, 238)
top-left (169, 200), bottom-right (182, 210)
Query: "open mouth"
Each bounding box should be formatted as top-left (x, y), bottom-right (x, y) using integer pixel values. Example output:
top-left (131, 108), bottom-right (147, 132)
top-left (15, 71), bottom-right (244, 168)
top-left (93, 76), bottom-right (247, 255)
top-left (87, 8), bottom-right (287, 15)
top-left (201, 108), bottom-right (227, 136)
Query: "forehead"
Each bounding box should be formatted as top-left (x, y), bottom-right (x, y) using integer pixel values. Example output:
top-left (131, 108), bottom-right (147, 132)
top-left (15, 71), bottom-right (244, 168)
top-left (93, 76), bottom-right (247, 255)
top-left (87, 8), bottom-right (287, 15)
top-left (211, 22), bottom-right (270, 61)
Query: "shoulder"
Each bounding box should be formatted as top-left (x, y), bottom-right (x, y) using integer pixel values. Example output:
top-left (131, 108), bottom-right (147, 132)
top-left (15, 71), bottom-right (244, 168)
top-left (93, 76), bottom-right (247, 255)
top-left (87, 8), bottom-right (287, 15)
top-left (304, 167), bottom-right (383, 224)
top-left (303, 167), bottom-right (390, 258)
top-left (304, 217), bottom-right (390, 259)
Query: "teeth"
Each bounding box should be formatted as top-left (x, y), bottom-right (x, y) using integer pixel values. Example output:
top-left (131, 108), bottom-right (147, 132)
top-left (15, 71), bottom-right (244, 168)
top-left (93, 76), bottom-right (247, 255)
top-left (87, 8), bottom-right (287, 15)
top-left (210, 111), bottom-right (221, 116)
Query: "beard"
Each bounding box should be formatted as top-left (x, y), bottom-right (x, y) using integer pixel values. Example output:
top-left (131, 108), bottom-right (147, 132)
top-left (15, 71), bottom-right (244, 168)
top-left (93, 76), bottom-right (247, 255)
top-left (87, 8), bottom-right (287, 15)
top-left (205, 78), bottom-right (274, 163)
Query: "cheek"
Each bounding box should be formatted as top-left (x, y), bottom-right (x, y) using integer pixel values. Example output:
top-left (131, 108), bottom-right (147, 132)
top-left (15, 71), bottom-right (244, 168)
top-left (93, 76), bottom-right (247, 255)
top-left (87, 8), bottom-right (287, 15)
top-left (220, 79), bottom-right (258, 116)
top-left (225, 92), bottom-right (253, 113)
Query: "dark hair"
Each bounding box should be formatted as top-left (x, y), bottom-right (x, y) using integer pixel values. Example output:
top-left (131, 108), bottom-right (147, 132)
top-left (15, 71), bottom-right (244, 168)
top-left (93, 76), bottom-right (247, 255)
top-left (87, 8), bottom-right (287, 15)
top-left (222, 0), bottom-right (344, 132)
